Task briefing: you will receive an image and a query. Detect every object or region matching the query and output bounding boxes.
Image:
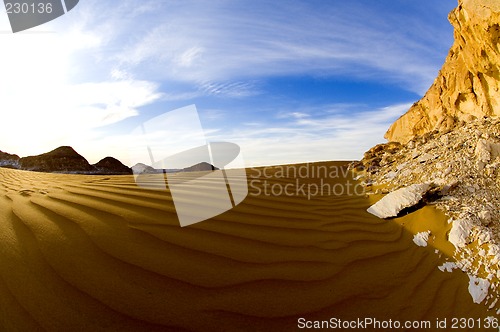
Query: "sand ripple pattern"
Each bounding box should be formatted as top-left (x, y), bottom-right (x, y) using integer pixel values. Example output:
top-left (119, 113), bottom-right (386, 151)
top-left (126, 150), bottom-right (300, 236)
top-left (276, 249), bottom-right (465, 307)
top-left (0, 164), bottom-right (494, 331)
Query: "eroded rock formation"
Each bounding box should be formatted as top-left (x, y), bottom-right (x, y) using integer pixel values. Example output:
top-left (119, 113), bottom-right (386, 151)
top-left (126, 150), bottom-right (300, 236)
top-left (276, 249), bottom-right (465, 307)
top-left (386, 0), bottom-right (500, 143)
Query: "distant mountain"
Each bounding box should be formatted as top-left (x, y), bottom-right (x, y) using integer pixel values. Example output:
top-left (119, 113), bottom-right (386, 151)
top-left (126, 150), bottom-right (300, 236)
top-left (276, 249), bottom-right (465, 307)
top-left (131, 161), bottom-right (218, 174)
top-left (0, 146), bottom-right (219, 175)
top-left (131, 163), bottom-right (158, 174)
top-left (182, 162), bottom-right (219, 172)
top-left (93, 157), bottom-right (132, 175)
top-left (19, 146), bottom-right (95, 173)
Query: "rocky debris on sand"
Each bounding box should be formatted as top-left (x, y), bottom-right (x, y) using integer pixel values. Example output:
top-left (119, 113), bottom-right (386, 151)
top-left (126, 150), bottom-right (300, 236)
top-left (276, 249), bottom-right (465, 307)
top-left (356, 0), bottom-right (500, 307)
top-left (352, 117), bottom-right (500, 306)
top-left (469, 275), bottom-right (490, 304)
top-left (354, 118), bottom-right (500, 243)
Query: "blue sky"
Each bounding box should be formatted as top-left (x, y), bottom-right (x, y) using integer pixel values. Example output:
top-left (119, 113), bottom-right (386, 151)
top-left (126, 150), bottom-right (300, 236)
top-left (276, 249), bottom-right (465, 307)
top-left (0, 0), bottom-right (457, 166)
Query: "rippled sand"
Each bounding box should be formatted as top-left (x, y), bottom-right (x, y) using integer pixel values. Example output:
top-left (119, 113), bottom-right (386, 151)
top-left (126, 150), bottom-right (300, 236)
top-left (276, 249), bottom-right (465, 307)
top-left (0, 163), bottom-right (495, 331)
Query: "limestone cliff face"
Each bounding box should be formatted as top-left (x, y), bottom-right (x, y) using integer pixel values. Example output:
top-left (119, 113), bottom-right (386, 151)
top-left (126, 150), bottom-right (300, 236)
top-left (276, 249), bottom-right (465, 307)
top-left (385, 0), bottom-right (500, 143)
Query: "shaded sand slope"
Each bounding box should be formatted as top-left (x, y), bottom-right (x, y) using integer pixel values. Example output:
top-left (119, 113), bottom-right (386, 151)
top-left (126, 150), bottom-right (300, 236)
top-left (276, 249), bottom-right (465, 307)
top-left (0, 163), bottom-right (495, 331)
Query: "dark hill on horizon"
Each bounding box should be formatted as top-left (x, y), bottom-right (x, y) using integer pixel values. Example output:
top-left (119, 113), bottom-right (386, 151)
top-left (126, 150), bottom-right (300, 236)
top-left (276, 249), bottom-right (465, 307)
top-left (19, 146), bottom-right (95, 173)
top-left (182, 162), bottom-right (219, 172)
top-left (0, 146), bottom-right (132, 174)
top-left (93, 157), bottom-right (133, 175)
top-left (0, 146), bottom-right (217, 175)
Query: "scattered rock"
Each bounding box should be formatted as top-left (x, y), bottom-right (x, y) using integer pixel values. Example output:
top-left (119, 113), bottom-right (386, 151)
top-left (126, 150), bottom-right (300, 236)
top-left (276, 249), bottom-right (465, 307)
top-left (367, 183), bottom-right (430, 219)
top-left (449, 219), bottom-right (473, 249)
top-left (438, 262), bottom-right (458, 273)
top-left (476, 139), bottom-right (500, 171)
top-left (413, 231), bottom-right (431, 247)
top-left (417, 153), bottom-right (438, 163)
top-left (468, 275), bottom-right (490, 304)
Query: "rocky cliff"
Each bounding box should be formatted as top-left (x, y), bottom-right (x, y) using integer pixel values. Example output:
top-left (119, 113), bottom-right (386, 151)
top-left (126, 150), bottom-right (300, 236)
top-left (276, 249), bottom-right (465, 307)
top-left (385, 0), bottom-right (500, 143)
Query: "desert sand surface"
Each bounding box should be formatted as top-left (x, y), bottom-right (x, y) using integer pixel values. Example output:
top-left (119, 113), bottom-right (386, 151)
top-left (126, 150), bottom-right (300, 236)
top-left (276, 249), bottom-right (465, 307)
top-left (0, 162), bottom-right (495, 331)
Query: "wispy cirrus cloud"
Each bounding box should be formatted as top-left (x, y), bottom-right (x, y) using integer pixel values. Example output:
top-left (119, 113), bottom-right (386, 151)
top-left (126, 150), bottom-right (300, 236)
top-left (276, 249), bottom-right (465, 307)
top-left (90, 0), bottom-right (454, 95)
top-left (59, 0), bottom-right (455, 96)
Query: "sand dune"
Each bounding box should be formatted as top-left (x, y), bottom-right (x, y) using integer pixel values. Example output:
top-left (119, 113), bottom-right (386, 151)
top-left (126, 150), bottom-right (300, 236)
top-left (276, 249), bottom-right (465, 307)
top-left (0, 163), bottom-right (495, 331)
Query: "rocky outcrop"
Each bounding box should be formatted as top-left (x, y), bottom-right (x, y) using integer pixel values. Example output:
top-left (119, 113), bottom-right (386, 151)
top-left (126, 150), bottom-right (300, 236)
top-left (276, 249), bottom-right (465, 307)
top-left (19, 146), bottom-right (95, 173)
top-left (93, 157), bottom-right (132, 175)
top-left (0, 150), bottom-right (20, 168)
top-left (386, 0), bottom-right (500, 143)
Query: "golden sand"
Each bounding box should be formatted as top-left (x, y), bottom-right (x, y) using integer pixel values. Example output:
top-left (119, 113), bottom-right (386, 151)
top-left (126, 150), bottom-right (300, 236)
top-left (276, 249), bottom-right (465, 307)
top-left (0, 163), bottom-right (495, 331)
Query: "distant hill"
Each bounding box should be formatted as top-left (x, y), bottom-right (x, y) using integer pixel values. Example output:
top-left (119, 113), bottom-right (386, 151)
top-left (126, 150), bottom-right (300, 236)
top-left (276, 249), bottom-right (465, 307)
top-left (132, 161), bottom-right (218, 174)
top-left (182, 162), bottom-right (219, 172)
top-left (132, 163), bottom-right (160, 174)
top-left (93, 157), bottom-right (132, 175)
top-left (0, 146), bottom-right (131, 175)
top-left (0, 146), bottom-right (218, 175)
top-left (19, 146), bottom-right (95, 173)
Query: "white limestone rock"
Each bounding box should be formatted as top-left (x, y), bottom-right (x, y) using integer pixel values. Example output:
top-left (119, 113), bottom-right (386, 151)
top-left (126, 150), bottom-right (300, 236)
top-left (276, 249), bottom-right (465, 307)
top-left (448, 219), bottom-right (473, 249)
top-left (413, 231), bottom-right (431, 247)
top-left (438, 262), bottom-right (458, 273)
top-left (367, 183), bottom-right (430, 219)
top-left (468, 275), bottom-right (490, 304)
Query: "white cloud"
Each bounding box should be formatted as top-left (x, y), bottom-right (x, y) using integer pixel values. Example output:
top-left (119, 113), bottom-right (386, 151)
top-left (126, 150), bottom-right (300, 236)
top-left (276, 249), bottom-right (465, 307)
top-left (0, 22), bottom-right (161, 157)
top-left (175, 47), bottom-right (205, 68)
top-left (204, 103), bottom-right (412, 166)
top-left (199, 81), bottom-right (259, 97)
top-left (100, 1), bottom-right (454, 94)
top-left (76, 102), bottom-right (409, 166)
